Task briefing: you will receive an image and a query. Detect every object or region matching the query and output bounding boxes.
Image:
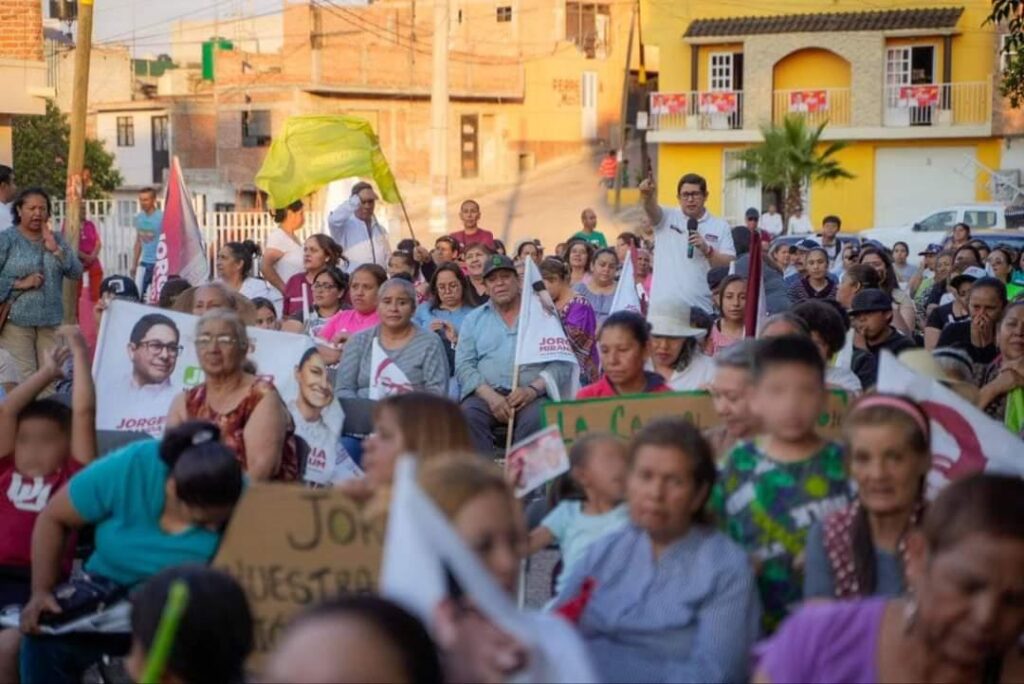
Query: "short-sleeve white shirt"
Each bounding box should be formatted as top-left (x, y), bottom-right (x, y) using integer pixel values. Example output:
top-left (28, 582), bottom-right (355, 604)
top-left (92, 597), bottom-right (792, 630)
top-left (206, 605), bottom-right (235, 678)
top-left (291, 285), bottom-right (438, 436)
top-left (652, 207), bottom-right (735, 313)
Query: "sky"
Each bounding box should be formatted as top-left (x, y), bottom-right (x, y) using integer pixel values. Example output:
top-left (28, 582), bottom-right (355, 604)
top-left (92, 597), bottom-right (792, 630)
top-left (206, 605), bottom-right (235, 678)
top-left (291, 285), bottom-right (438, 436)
top-left (86, 0), bottom-right (290, 57)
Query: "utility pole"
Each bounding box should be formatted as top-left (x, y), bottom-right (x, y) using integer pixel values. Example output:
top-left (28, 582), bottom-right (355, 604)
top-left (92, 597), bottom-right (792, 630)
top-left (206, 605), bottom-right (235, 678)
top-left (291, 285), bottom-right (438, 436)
top-left (63, 0), bottom-right (95, 322)
top-left (428, 0), bottom-right (449, 235)
top-left (613, 1), bottom-right (637, 213)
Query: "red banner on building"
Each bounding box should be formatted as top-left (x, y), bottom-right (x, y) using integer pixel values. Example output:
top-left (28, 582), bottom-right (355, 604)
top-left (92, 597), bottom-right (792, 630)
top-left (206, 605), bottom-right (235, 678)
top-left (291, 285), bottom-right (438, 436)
top-left (788, 90), bottom-right (829, 113)
top-left (699, 91), bottom-right (737, 114)
top-left (650, 93), bottom-right (688, 115)
top-left (898, 85), bottom-right (940, 107)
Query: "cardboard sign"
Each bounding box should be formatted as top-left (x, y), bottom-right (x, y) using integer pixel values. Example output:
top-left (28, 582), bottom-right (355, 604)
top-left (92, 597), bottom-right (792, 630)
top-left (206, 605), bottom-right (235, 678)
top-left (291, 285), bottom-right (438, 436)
top-left (213, 485), bottom-right (384, 664)
top-left (541, 390), bottom-right (851, 446)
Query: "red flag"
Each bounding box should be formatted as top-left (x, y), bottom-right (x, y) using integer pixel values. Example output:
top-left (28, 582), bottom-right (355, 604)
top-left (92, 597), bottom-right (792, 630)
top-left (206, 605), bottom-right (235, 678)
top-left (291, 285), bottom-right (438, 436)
top-left (148, 157), bottom-right (208, 304)
top-left (555, 577), bottom-right (597, 625)
top-left (743, 230), bottom-right (767, 337)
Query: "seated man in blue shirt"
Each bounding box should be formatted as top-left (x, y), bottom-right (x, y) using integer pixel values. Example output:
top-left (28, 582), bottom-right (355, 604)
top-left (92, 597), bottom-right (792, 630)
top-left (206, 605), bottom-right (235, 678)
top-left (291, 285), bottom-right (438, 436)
top-left (456, 255), bottom-right (572, 455)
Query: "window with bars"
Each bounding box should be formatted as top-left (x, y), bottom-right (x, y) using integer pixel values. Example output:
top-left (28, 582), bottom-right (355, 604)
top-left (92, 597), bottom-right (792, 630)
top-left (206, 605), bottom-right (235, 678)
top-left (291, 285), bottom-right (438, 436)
top-left (116, 116), bottom-right (134, 147)
top-left (496, 6), bottom-right (512, 22)
top-left (709, 53), bottom-right (733, 91)
top-left (242, 110), bottom-right (272, 148)
top-left (566, 2), bottom-right (611, 58)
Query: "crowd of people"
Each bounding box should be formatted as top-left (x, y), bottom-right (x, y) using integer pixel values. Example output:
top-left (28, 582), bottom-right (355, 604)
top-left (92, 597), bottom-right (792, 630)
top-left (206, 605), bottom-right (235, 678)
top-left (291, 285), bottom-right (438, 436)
top-left (0, 164), bottom-right (1022, 683)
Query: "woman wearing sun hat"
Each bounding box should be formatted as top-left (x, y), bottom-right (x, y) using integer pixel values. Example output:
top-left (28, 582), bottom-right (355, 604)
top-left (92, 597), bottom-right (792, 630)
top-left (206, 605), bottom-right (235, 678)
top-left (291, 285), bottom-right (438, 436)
top-left (648, 302), bottom-right (716, 391)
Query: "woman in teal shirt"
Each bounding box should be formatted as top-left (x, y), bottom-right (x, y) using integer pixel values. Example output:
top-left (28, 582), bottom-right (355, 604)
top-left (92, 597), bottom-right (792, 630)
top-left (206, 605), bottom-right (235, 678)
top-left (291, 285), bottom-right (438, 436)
top-left (18, 421), bottom-right (243, 684)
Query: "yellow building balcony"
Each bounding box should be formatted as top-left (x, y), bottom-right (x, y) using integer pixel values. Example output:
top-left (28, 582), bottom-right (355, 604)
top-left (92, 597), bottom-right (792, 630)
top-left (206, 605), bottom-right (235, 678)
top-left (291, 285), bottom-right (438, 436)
top-left (772, 88), bottom-right (851, 128)
top-left (882, 82), bottom-right (991, 128)
top-left (648, 91), bottom-right (744, 132)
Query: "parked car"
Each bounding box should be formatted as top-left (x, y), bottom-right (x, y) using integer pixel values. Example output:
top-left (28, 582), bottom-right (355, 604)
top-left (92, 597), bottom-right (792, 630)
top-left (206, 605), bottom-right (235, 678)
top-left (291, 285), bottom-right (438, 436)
top-left (859, 203), bottom-right (1012, 255)
top-left (970, 229), bottom-right (1024, 255)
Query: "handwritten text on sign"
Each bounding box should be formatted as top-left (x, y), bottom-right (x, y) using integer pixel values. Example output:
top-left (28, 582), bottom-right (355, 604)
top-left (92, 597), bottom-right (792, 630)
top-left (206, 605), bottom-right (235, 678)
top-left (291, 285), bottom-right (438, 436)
top-left (213, 485), bottom-right (384, 663)
top-left (542, 390), bottom-right (850, 445)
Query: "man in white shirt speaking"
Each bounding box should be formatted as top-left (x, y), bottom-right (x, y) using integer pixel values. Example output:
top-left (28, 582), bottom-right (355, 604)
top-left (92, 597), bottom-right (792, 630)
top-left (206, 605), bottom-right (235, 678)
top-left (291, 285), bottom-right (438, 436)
top-left (639, 173), bottom-right (736, 313)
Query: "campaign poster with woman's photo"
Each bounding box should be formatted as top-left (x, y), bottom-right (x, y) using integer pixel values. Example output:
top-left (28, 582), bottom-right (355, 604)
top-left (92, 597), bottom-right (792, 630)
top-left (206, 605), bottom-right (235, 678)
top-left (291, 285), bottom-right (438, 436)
top-left (93, 301), bottom-right (362, 483)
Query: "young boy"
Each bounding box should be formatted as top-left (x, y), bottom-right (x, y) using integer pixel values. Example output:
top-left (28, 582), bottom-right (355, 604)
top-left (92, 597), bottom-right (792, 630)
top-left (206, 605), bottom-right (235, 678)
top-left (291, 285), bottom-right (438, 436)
top-left (0, 327), bottom-right (96, 606)
top-left (711, 335), bottom-right (850, 633)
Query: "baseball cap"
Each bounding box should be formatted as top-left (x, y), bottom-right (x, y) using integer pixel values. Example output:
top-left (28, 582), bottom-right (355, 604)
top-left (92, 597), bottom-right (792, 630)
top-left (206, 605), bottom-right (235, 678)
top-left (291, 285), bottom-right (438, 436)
top-left (99, 275), bottom-right (140, 302)
top-left (848, 288), bottom-right (893, 315)
top-left (918, 243), bottom-right (943, 255)
top-left (950, 266), bottom-right (988, 289)
top-left (745, 207), bottom-right (760, 221)
top-left (482, 254), bottom-right (517, 278)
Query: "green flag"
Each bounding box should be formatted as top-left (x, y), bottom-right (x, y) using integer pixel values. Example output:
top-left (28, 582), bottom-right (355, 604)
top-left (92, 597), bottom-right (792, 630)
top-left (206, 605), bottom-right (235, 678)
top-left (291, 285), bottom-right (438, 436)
top-left (254, 115), bottom-right (401, 209)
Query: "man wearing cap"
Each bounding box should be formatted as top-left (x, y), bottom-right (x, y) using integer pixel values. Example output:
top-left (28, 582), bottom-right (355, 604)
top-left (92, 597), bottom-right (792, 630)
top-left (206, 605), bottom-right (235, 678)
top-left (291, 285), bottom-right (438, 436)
top-left (455, 254), bottom-right (574, 454)
top-left (638, 173), bottom-right (736, 313)
top-left (850, 288), bottom-right (917, 384)
top-left (328, 182), bottom-right (391, 272)
top-left (908, 243), bottom-right (943, 298)
top-left (733, 238), bottom-right (791, 315)
top-left (924, 266), bottom-right (984, 349)
top-left (783, 239), bottom-right (819, 286)
top-left (758, 204), bottom-right (784, 237)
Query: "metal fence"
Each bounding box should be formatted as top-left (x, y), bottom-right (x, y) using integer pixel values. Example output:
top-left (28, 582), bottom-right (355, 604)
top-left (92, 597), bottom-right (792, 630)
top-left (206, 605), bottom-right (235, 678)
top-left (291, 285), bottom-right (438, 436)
top-left (53, 200), bottom-right (326, 278)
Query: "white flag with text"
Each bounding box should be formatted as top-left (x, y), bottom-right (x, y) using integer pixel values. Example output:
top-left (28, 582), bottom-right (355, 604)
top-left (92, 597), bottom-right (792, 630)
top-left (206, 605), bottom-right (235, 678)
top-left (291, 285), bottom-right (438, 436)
top-left (609, 249), bottom-right (642, 315)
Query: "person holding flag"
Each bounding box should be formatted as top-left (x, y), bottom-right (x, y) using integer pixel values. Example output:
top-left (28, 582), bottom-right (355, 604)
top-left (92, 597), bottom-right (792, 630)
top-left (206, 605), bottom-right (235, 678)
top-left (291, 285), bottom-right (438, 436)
top-left (455, 255), bottom-right (577, 455)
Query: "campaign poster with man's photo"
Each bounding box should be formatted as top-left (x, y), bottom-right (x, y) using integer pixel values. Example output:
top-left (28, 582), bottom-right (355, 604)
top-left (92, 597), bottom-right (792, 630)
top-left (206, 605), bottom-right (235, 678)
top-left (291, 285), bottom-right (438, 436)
top-left (93, 301), bottom-right (362, 483)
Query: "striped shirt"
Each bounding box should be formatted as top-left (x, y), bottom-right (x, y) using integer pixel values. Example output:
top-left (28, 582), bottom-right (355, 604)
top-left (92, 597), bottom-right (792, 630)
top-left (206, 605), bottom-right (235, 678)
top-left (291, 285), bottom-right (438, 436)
top-left (553, 523), bottom-right (761, 683)
top-left (333, 324), bottom-right (450, 399)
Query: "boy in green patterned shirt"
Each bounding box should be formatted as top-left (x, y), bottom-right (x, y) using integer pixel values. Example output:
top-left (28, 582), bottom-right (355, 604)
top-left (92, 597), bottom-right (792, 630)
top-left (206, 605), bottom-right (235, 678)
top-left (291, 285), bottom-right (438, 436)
top-left (711, 335), bottom-right (850, 633)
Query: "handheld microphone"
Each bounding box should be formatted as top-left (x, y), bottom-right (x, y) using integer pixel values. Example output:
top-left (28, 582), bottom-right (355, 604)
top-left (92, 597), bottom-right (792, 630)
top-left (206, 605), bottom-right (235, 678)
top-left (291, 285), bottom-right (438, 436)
top-left (687, 218), bottom-right (698, 258)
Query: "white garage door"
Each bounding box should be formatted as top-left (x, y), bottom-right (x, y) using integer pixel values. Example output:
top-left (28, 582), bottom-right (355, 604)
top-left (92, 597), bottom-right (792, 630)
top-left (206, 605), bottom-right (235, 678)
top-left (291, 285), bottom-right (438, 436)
top-left (874, 146), bottom-right (976, 227)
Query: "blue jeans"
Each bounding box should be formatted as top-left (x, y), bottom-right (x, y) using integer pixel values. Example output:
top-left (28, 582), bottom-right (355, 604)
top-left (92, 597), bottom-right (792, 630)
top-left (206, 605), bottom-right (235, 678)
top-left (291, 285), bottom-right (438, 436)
top-left (20, 633), bottom-right (130, 684)
top-left (140, 262), bottom-right (155, 298)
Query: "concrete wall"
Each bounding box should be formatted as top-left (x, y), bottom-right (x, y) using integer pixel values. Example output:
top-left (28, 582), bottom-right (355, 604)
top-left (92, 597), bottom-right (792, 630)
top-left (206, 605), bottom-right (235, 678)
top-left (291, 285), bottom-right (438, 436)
top-left (96, 109), bottom-right (164, 188)
top-left (54, 47), bottom-right (134, 114)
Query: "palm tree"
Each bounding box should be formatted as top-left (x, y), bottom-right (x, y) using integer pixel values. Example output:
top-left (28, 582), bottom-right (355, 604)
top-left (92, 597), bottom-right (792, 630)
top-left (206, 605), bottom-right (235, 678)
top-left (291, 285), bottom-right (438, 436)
top-left (729, 115), bottom-right (854, 233)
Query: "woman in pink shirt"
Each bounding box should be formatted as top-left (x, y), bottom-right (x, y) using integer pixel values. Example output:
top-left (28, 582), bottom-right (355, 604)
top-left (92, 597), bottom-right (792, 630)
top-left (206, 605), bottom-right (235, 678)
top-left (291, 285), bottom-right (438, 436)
top-left (320, 264), bottom-right (387, 358)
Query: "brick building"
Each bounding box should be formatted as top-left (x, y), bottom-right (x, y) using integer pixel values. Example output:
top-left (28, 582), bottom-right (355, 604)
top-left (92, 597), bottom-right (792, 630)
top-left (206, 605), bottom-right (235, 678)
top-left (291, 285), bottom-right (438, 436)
top-left (0, 0), bottom-right (51, 163)
top-left (210, 0), bottom-right (635, 208)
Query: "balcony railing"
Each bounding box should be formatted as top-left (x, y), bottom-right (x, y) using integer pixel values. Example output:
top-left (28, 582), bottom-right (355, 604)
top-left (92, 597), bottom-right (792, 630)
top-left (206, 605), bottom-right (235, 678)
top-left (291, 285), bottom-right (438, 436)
top-left (883, 82), bottom-right (991, 127)
top-left (772, 88), bottom-right (851, 127)
top-left (648, 91), bottom-right (744, 131)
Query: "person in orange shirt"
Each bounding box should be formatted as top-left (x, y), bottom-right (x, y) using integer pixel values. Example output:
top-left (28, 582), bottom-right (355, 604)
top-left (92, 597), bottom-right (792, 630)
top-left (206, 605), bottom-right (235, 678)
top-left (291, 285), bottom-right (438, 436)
top-left (598, 150), bottom-right (618, 188)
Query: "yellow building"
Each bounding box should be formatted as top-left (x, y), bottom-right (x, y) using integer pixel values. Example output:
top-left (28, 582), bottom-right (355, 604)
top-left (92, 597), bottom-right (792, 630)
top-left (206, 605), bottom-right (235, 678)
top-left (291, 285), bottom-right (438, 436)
top-left (643, 1), bottom-right (1016, 230)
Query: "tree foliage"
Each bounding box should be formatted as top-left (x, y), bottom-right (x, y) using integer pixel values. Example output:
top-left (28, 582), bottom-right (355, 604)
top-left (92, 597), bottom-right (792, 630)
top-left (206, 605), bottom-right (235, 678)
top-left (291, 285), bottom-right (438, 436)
top-left (990, 1), bottom-right (1024, 108)
top-left (728, 115), bottom-right (853, 231)
top-left (12, 100), bottom-right (122, 199)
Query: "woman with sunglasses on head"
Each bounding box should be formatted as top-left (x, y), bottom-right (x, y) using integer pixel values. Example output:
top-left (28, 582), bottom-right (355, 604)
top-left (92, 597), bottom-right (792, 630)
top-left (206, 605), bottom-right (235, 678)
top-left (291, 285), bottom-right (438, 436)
top-left (281, 234), bottom-right (346, 317)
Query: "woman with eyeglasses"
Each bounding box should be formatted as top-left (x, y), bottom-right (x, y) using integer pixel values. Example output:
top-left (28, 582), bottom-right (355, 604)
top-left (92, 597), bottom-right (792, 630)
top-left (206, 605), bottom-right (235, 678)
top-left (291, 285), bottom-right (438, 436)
top-left (413, 263), bottom-right (476, 393)
top-left (281, 234), bottom-right (346, 318)
top-left (281, 266), bottom-right (349, 341)
top-left (167, 310), bottom-right (298, 482)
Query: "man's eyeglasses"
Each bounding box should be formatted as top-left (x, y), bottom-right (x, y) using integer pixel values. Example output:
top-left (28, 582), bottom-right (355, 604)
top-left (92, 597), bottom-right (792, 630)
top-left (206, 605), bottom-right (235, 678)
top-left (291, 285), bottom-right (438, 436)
top-left (135, 340), bottom-right (182, 356)
top-left (195, 334), bottom-right (241, 348)
top-left (679, 191), bottom-right (704, 200)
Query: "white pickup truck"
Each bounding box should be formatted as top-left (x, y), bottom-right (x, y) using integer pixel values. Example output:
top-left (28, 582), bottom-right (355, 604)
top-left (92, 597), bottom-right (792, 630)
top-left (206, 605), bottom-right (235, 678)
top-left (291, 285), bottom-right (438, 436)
top-left (859, 203), bottom-right (1022, 255)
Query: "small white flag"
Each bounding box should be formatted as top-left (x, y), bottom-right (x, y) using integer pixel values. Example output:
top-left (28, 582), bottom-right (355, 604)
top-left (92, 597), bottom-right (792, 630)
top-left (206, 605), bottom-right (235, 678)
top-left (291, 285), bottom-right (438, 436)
top-left (609, 249), bottom-right (642, 315)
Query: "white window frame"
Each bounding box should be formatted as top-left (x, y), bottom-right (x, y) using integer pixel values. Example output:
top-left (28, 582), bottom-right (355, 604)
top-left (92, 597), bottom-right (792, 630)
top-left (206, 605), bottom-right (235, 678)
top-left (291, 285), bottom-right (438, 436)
top-left (709, 52), bottom-right (733, 92)
top-left (1002, 34), bottom-right (1017, 72)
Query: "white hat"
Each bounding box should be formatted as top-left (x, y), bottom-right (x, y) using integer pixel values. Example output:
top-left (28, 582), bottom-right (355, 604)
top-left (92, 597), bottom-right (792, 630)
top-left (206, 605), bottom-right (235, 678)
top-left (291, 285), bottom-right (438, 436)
top-left (647, 302), bottom-right (707, 339)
